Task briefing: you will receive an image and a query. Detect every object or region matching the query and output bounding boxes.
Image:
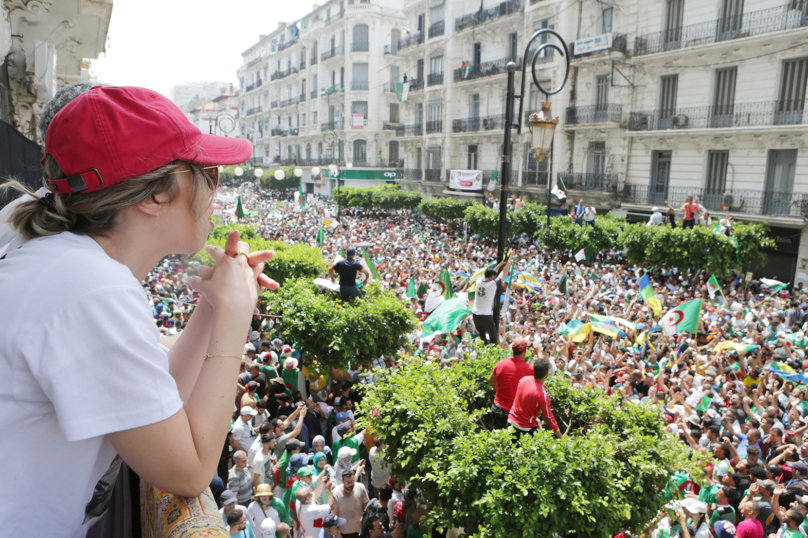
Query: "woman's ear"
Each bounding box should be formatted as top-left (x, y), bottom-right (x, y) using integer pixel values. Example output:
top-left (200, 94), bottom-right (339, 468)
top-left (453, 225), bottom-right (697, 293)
top-left (134, 193), bottom-right (167, 217)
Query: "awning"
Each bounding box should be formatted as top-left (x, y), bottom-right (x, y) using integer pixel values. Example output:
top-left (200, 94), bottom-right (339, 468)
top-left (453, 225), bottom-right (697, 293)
top-left (327, 169), bottom-right (398, 180)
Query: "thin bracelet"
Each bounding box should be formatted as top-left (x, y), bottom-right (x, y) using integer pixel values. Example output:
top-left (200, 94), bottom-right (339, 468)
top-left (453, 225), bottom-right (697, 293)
top-left (202, 354), bottom-right (242, 362)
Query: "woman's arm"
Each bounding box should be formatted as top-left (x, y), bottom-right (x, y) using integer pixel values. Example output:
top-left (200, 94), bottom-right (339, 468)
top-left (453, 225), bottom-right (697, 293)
top-left (165, 297), bottom-right (215, 403)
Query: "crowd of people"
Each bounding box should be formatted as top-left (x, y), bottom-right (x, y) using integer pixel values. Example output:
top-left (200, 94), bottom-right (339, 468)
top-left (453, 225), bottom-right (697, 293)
top-left (140, 181), bottom-right (808, 538)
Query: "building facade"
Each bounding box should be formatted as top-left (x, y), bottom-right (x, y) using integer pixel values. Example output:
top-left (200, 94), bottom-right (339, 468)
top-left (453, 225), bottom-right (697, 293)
top-left (237, 0), bottom-right (808, 281)
top-left (188, 86), bottom-right (241, 138)
top-left (170, 81), bottom-right (233, 112)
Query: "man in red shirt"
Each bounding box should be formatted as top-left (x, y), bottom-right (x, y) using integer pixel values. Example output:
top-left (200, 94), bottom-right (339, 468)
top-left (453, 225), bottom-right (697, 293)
top-left (488, 337), bottom-right (535, 429)
top-left (735, 497), bottom-right (764, 538)
top-left (507, 358), bottom-right (562, 439)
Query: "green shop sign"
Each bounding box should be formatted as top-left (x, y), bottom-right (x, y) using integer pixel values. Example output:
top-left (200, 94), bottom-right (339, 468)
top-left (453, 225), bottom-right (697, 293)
top-left (326, 169), bottom-right (397, 180)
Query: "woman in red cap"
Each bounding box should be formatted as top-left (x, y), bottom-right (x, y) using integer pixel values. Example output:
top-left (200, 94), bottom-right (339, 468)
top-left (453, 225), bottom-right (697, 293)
top-left (0, 86), bottom-right (276, 536)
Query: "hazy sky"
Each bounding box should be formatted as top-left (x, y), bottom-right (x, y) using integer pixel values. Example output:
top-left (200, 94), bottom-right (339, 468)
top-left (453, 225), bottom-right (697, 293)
top-left (93, 0), bottom-right (305, 98)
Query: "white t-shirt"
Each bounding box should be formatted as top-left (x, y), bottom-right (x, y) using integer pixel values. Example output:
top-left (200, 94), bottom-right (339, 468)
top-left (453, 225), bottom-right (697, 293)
top-left (233, 417), bottom-right (256, 452)
top-left (248, 436), bottom-right (264, 470)
top-left (369, 446), bottom-right (392, 488)
top-left (297, 500), bottom-right (332, 538)
top-left (472, 279), bottom-right (498, 316)
top-left (0, 232), bottom-right (183, 537)
top-left (253, 450), bottom-right (276, 489)
top-left (248, 501), bottom-right (281, 533)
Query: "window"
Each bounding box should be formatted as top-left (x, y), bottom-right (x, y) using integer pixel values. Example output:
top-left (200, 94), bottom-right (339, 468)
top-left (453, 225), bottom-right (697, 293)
top-left (390, 65), bottom-right (400, 88)
top-left (391, 29), bottom-right (400, 53)
top-left (712, 67), bottom-right (737, 126)
top-left (426, 146), bottom-right (441, 170)
top-left (533, 18), bottom-right (555, 59)
top-left (318, 142), bottom-right (323, 158)
top-left (719, 0), bottom-right (744, 36)
top-left (602, 7), bottom-right (613, 34)
top-left (430, 3), bottom-right (444, 23)
top-left (508, 33), bottom-right (518, 61)
top-left (473, 42), bottom-right (481, 66)
top-left (659, 75), bottom-right (679, 119)
top-left (705, 150), bottom-right (729, 198)
top-left (313, 74), bottom-right (318, 94)
top-left (351, 101), bottom-right (368, 120)
top-left (587, 141), bottom-right (606, 175)
top-left (306, 143), bottom-right (311, 160)
top-left (776, 57), bottom-right (807, 125)
top-left (523, 141), bottom-right (551, 186)
top-left (389, 103), bottom-right (400, 123)
top-left (301, 79), bottom-right (306, 97)
top-left (388, 140), bottom-right (400, 165)
top-left (467, 144), bottom-right (478, 169)
top-left (313, 111), bottom-right (318, 124)
top-left (428, 100), bottom-right (442, 122)
top-left (352, 63), bottom-right (369, 90)
top-left (430, 55), bottom-right (443, 75)
top-left (352, 24), bottom-right (369, 51)
top-left (301, 113), bottom-right (306, 126)
top-left (649, 150), bottom-right (672, 205)
top-left (596, 75), bottom-right (609, 109)
top-left (764, 150), bottom-right (798, 214)
top-left (353, 139), bottom-right (367, 164)
top-left (664, 0), bottom-right (685, 48)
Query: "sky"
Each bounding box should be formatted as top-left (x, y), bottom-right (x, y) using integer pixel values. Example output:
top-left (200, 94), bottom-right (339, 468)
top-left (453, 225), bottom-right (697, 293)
top-left (93, 0), bottom-right (305, 98)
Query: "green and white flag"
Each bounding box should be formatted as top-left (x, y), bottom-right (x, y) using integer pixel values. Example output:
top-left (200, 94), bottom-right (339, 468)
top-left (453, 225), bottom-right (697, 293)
top-left (405, 277), bottom-right (417, 299)
top-left (761, 278), bottom-right (789, 294)
top-left (438, 266), bottom-right (455, 299)
top-left (706, 275), bottom-right (721, 299)
top-left (363, 251), bottom-right (381, 280)
top-left (558, 275), bottom-right (569, 295)
top-left (550, 175), bottom-right (567, 200)
top-left (574, 243), bottom-right (596, 263)
top-left (396, 82), bottom-right (409, 102)
top-left (316, 227), bottom-right (325, 247)
top-left (421, 296), bottom-right (472, 336)
top-left (661, 299), bottom-right (702, 336)
top-left (236, 197), bottom-right (246, 219)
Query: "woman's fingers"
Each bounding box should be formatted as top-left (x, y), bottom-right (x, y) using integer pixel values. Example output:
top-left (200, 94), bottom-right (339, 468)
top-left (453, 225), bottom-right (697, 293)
top-left (223, 230), bottom-right (241, 257)
top-left (205, 245), bottom-right (228, 263)
top-left (248, 250), bottom-right (274, 265)
top-left (197, 266), bottom-right (214, 279)
top-left (258, 274), bottom-right (278, 290)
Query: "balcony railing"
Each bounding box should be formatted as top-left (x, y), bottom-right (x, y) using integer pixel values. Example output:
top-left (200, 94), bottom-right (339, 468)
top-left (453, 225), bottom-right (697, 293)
top-left (427, 72), bottom-right (444, 86)
top-left (628, 100), bottom-right (807, 131)
top-left (270, 100), bottom-right (279, 108)
top-left (311, 89), bottom-right (317, 99)
top-left (299, 94), bottom-right (306, 103)
top-left (278, 39), bottom-right (298, 53)
top-left (522, 167), bottom-right (550, 187)
top-left (408, 78), bottom-right (424, 91)
top-left (300, 60), bottom-right (306, 70)
top-left (383, 82), bottom-right (397, 92)
top-left (428, 20), bottom-right (445, 38)
top-left (325, 10), bottom-right (344, 26)
top-left (311, 55), bottom-right (318, 66)
top-left (393, 123), bottom-right (424, 137)
top-left (557, 172), bottom-right (618, 192)
top-left (571, 33), bottom-right (628, 58)
top-left (246, 106), bottom-right (263, 116)
top-left (298, 157), bottom-right (332, 166)
top-left (397, 31), bottom-right (424, 51)
top-left (623, 184), bottom-right (808, 218)
top-left (321, 120), bottom-right (344, 131)
top-left (396, 168), bottom-right (423, 181)
top-left (426, 119), bottom-right (443, 133)
top-left (455, 0), bottom-right (524, 32)
top-left (634, 2), bottom-right (808, 57)
top-left (566, 104), bottom-right (623, 124)
top-left (425, 169), bottom-right (442, 182)
top-left (351, 41), bottom-right (369, 52)
top-left (245, 80), bottom-right (263, 92)
top-left (452, 114), bottom-right (507, 133)
top-left (271, 67), bottom-right (299, 81)
top-left (279, 97), bottom-right (299, 107)
top-left (454, 57), bottom-right (521, 83)
top-left (246, 56), bottom-right (263, 68)
top-left (351, 80), bottom-right (369, 90)
top-left (270, 128), bottom-right (285, 136)
top-left (321, 46), bottom-right (343, 61)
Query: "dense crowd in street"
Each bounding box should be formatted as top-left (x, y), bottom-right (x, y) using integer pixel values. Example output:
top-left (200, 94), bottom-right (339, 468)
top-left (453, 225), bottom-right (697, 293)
top-left (131, 182), bottom-right (808, 538)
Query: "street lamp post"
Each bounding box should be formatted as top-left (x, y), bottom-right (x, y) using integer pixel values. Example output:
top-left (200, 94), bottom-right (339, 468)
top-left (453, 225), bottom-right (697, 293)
top-left (496, 30), bottom-right (571, 263)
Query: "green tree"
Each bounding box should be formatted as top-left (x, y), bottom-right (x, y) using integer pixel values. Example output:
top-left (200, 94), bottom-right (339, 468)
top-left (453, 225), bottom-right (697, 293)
top-left (258, 166), bottom-right (300, 190)
top-left (419, 198), bottom-right (475, 221)
top-left (335, 184), bottom-right (422, 211)
top-left (196, 224), bottom-right (327, 285)
top-left (261, 280), bottom-right (417, 370)
top-left (463, 202), bottom-right (547, 238)
top-left (358, 343), bottom-right (709, 538)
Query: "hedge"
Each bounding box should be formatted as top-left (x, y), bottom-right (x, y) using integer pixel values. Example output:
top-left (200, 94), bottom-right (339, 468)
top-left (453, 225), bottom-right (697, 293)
top-left (463, 202), bottom-right (548, 238)
top-left (419, 197), bottom-right (475, 221)
top-left (334, 184), bottom-right (422, 211)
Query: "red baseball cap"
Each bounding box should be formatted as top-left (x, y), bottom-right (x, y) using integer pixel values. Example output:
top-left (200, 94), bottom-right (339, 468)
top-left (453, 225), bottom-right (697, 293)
top-left (44, 86), bottom-right (252, 194)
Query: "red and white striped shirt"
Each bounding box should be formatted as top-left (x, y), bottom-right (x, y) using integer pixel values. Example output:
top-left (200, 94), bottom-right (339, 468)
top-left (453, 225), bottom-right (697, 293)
top-left (507, 377), bottom-right (559, 432)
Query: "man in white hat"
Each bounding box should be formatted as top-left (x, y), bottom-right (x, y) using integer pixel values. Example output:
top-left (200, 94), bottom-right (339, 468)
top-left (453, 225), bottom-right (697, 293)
top-left (233, 406), bottom-right (258, 453)
top-left (647, 207), bottom-right (664, 227)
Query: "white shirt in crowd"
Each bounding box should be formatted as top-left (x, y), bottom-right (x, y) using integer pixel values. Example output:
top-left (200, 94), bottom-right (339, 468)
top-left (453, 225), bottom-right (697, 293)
top-left (0, 232), bottom-right (184, 537)
top-left (472, 279), bottom-right (498, 316)
top-left (248, 501), bottom-right (281, 534)
top-left (369, 446), bottom-right (392, 489)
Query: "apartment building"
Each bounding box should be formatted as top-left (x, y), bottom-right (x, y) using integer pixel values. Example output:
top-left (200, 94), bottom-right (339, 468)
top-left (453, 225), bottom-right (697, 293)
top-left (237, 0), bottom-right (808, 280)
top-left (188, 87), bottom-right (241, 138)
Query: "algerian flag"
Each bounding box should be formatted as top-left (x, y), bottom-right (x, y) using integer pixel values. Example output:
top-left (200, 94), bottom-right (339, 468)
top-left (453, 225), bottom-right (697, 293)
top-left (363, 251), bottom-right (381, 280)
top-left (558, 275), bottom-right (568, 295)
top-left (298, 183), bottom-right (305, 210)
top-left (422, 295), bottom-right (472, 335)
top-left (712, 217), bottom-right (731, 235)
top-left (316, 227), bottom-right (325, 247)
top-left (786, 332), bottom-right (808, 350)
top-left (236, 197), bottom-right (246, 219)
top-left (761, 278), bottom-right (789, 293)
top-left (396, 82), bottom-right (409, 102)
top-left (661, 299), bottom-right (702, 336)
top-left (405, 277), bottom-right (417, 299)
top-left (590, 314), bottom-right (638, 332)
top-left (558, 319), bottom-right (585, 336)
top-left (551, 175), bottom-right (567, 200)
top-left (424, 282), bottom-right (446, 313)
top-left (574, 243), bottom-right (595, 263)
top-left (501, 264), bottom-right (515, 315)
top-left (438, 267), bottom-right (455, 299)
top-left (706, 275), bottom-right (721, 299)
top-left (416, 282), bottom-right (429, 298)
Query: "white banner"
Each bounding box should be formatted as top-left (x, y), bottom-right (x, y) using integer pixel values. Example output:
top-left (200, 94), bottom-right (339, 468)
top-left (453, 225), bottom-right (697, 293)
top-left (449, 170), bottom-right (483, 191)
top-left (351, 113), bottom-right (364, 129)
top-left (574, 33), bottom-right (613, 55)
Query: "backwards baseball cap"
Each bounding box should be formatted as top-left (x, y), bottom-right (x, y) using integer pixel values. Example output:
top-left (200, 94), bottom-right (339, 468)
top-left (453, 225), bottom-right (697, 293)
top-left (44, 86), bottom-right (252, 194)
top-left (323, 514), bottom-right (347, 529)
top-left (756, 479), bottom-right (777, 493)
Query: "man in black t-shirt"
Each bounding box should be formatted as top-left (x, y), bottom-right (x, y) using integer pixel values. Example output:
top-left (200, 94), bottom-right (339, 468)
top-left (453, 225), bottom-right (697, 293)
top-left (329, 247), bottom-right (370, 303)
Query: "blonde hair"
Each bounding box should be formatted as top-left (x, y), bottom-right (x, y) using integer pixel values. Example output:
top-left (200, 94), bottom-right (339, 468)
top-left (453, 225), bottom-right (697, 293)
top-left (2, 156), bottom-right (214, 240)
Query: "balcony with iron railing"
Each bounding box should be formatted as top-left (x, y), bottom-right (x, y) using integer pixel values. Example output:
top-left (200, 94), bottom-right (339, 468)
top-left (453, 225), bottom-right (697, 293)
top-left (623, 184), bottom-right (808, 218)
top-left (393, 123), bottom-right (424, 137)
top-left (299, 93), bottom-right (306, 103)
top-left (271, 66), bottom-right (299, 81)
top-left (351, 41), bottom-right (369, 52)
top-left (455, 0), bottom-right (523, 32)
top-left (557, 172), bottom-right (619, 192)
top-left (351, 80), bottom-right (369, 91)
top-left (565, 104), bottom-right (623, 125)
top-left (270, 100), bottom-right (279, 108)
top-left (246, 56), bottom-right (263, 68)
top-left (397, 31), bottom-right (424, 51)
top-left (279, 97), bottom-right (299, 107)
top-left (382, 82), bottom-right (397, 92)
top-left (321, 45), bottom-right (344, 62)
top-left (522, 167), bottom-right (551, 187)
top-left (245, 79), bottom-right (263, 92)
top-left (633, 1), bottom-right (808, 57)
top-left (298, 157), bottom-right (332, 166)
top-left (426, 119), bottom-right (443, 133)
top-left (310, 89), bottom-right (318, 99)
top-left (300, 60), bottom-right (306, 70)
top-left (310, 55), bottom-right (318, 66)
top-left (396, 168), bottom-right (423, 181)
top-left (324, 10), bottom-right (345, 26)
top-left (453, 57), bottom-right (521, 83)
top-left (245, 106), bottom-right (263, 116)
top-left (571, 33), bottom-right (628, 59)
top-left (427, 72), bottom-right (444, 86)
top-left (425, 169), bottom-right (443, 182)
top-left (270, 127), bottom-right (285, 136)
top-left (408, 78), bottom-right (424, 91)
top-left (278, 38), bottom-right (298, 53)
top-left (628, 100), bottom-right (808, 131)
top-left (452, 114), bottom-right (507, 133)
top-left (428, 20), bottom-right (445, 38)
top-left (321, 119), bottom-right (344, 131)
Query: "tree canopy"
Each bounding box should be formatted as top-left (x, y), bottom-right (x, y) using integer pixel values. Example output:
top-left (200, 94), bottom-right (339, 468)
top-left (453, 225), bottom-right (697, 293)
top-left (334, 184), bottom-right (423, 211)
